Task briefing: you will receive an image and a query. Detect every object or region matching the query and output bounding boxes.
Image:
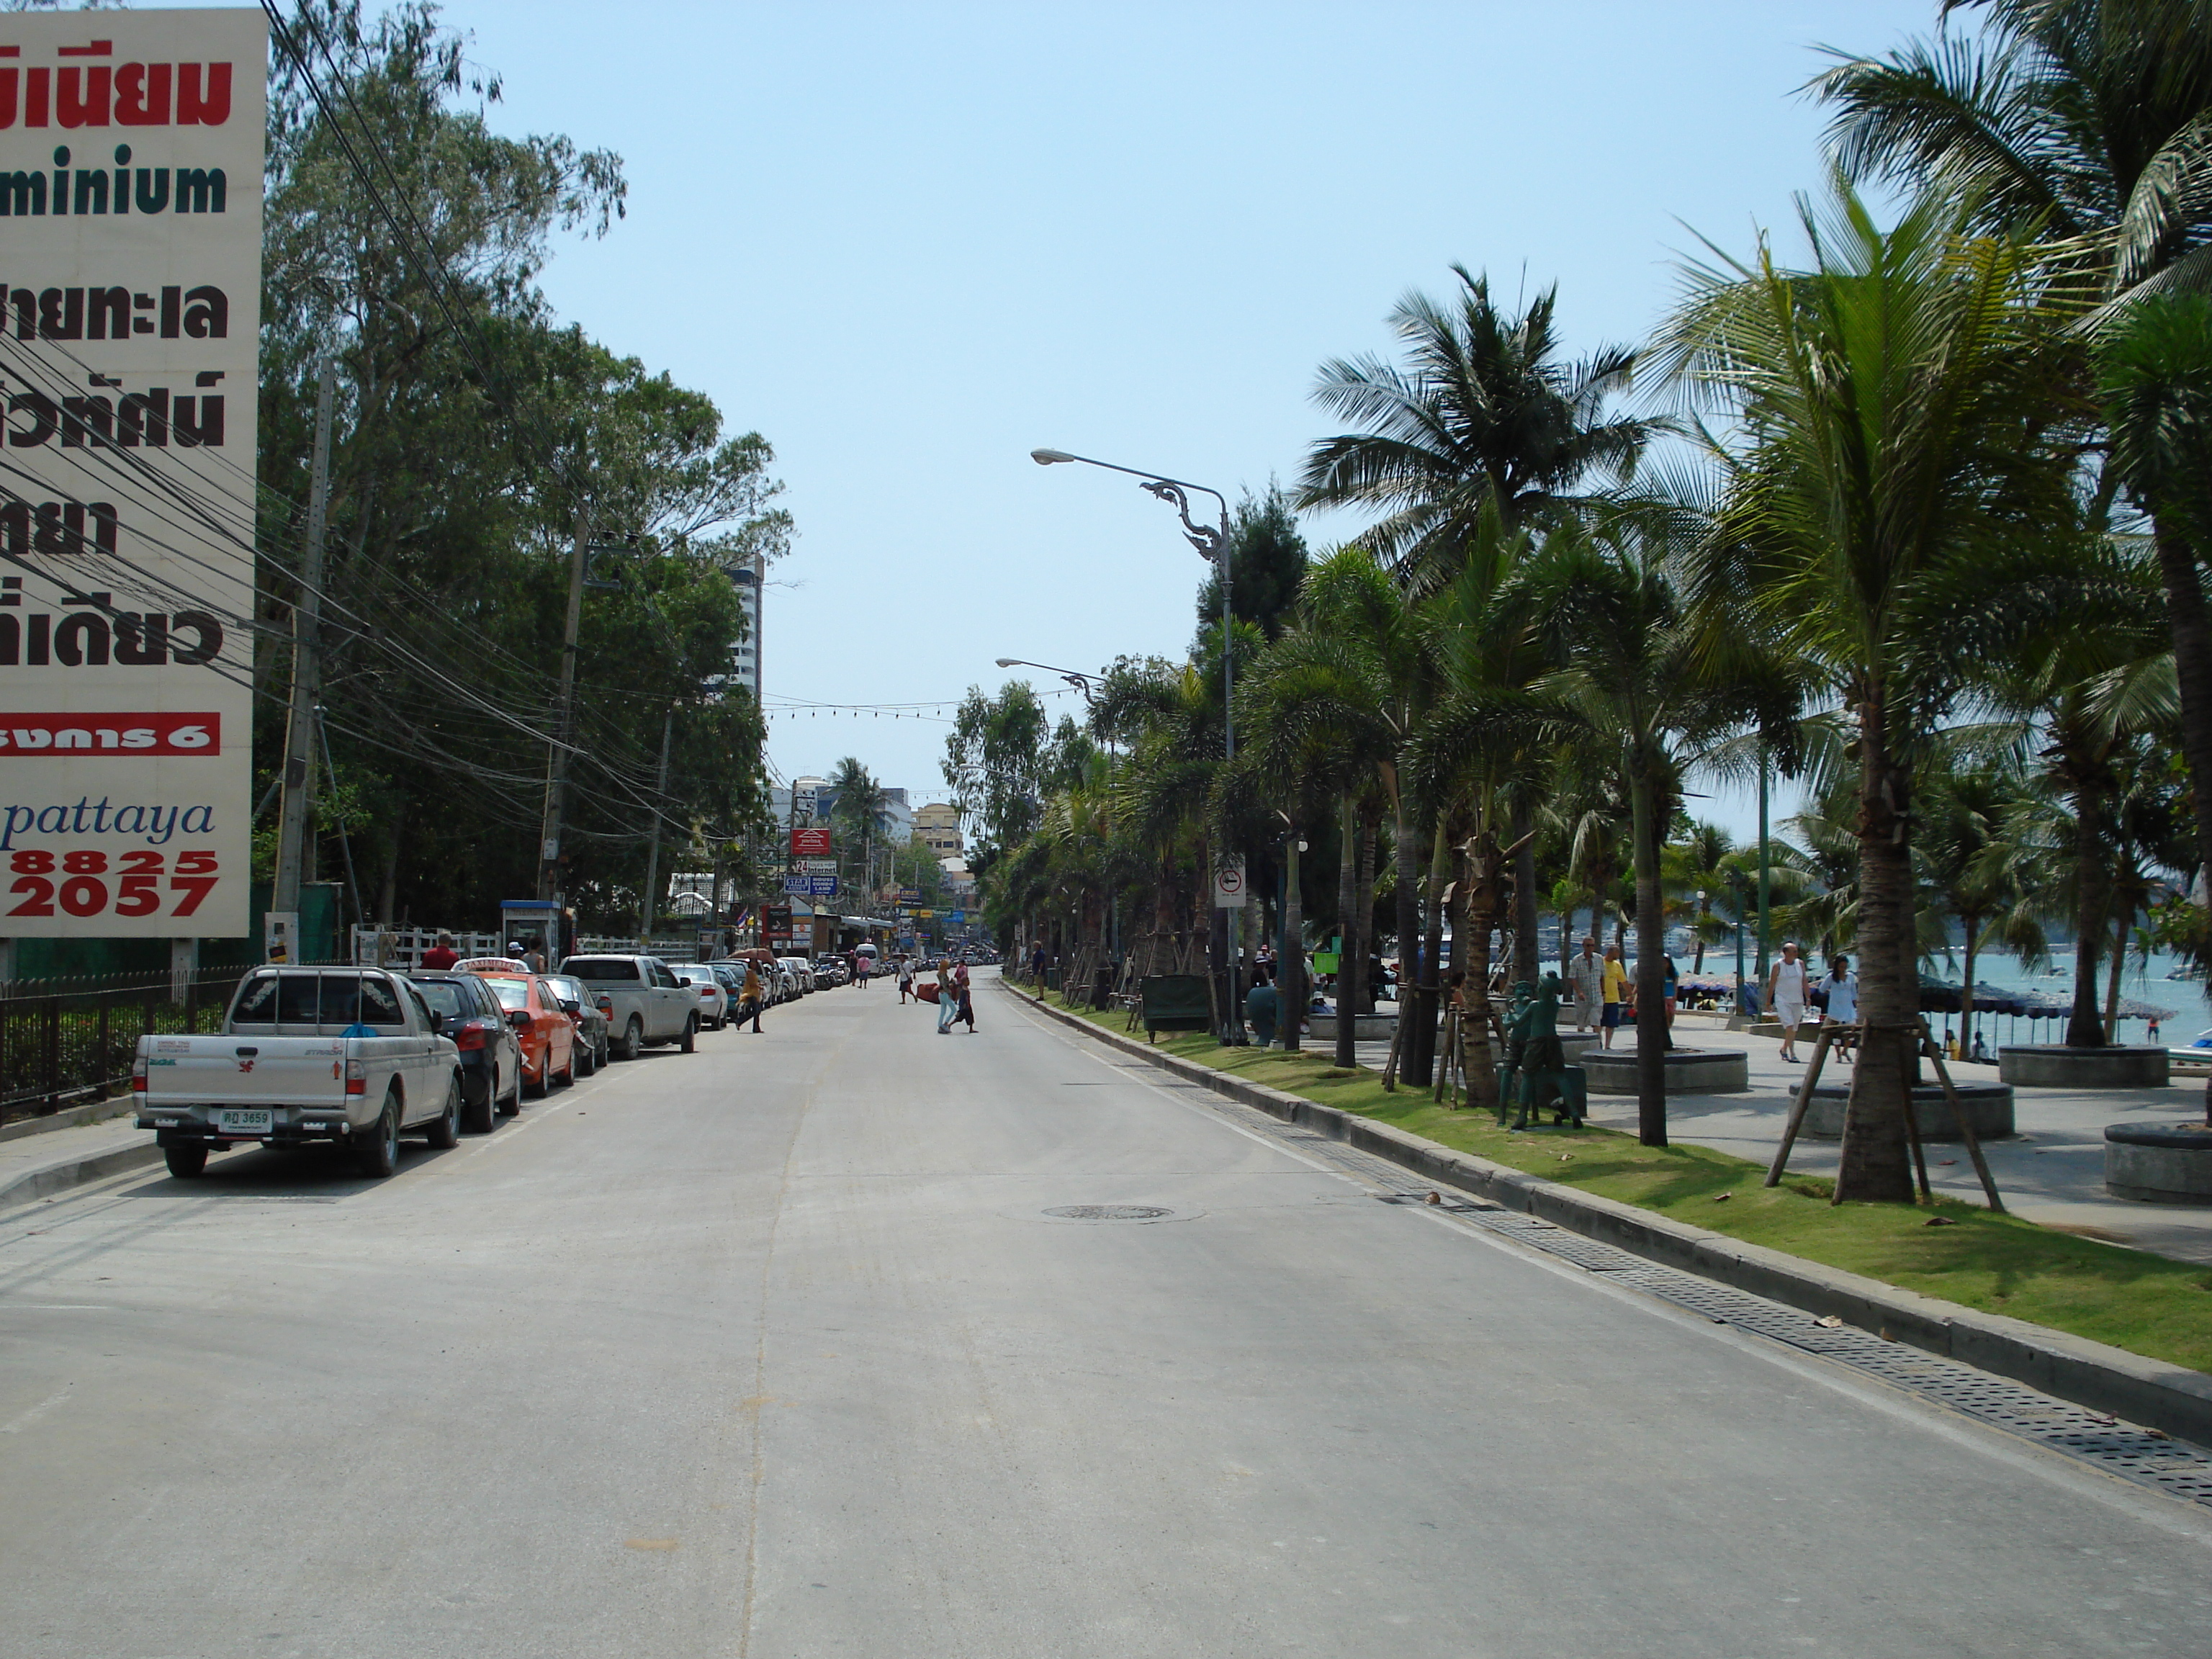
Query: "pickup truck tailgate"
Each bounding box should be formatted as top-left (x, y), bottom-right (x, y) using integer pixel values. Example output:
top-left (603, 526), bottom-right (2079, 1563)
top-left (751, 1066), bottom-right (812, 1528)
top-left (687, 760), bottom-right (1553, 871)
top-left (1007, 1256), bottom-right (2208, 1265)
top-left (140, 1035), bottom-right (349, 1108)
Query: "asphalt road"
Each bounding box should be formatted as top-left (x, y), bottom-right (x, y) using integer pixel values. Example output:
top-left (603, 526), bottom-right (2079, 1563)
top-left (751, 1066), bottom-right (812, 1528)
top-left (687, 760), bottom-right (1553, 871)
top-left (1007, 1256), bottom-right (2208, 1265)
top-left (2, 970), bottom-right (2208, 1658)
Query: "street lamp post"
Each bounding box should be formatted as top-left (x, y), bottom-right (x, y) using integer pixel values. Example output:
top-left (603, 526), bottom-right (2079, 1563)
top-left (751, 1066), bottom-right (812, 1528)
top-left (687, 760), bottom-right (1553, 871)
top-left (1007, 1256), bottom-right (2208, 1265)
top-left (1031, 450), bottom-right (1242, 1043)
top-left (997, 657), bottom-right (1119, 977)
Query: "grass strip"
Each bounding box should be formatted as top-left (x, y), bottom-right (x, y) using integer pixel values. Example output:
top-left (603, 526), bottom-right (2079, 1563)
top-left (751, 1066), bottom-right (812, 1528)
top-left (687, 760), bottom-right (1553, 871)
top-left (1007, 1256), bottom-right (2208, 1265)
top-left (1044, 996), bottom-right (2212, 1375)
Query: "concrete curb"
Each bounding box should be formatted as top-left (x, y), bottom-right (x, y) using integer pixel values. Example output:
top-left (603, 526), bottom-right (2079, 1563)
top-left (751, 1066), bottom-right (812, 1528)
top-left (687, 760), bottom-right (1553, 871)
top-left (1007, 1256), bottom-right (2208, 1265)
top-left (0, 1141), bottom-right (163, 1213)
top-left (1007, 981), bottom-right (2212, 1449)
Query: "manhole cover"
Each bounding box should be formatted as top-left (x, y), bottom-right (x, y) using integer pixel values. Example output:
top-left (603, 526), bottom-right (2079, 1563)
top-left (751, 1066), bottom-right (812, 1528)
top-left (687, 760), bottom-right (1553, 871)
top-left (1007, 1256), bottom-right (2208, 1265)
top-left (1041, 1204), bottom-right (1172, 1221)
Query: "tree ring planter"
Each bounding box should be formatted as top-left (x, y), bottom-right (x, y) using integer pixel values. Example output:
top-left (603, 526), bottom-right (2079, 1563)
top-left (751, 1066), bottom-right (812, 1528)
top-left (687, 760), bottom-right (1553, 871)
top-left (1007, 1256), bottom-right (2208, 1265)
top-left (1304, 1012), bottom-right (1398, 1043)
top-left (1997, 1046), bottom-right (2170, 1089)
top-left (1802, 1082), bottom-right (2014, 1141)
top-left (1557, 1033), bottom-right (1601, 1067)
top-left (1580, 1048), bottom-right (1748, 1095)
top-left (2103, 1122), bottom-right (2212, 1205)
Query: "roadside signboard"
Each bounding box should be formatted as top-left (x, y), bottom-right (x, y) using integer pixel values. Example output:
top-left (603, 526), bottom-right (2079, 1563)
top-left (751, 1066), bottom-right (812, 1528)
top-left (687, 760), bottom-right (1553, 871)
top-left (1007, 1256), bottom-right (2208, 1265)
top-left (896, 886), bottom-right (922, 905)
top-left (799, 857), bottom-right (835, 874)
top-left (790, 827), bottom-right (831, 856)
top-left (779, 876), bottom-right (811, 896)
top-left (1213, 860), bottom-right (1249, 909)
top-left (0, 10), bottom-right (267, 938)
top-left (912, 909), bottom-right (933, 920)
top-left (764, 904), bottom-right (793, 943)
top-left (948, 910), bottom-right (965, 926)
top-left (804, 876), bottom-right (837, 897)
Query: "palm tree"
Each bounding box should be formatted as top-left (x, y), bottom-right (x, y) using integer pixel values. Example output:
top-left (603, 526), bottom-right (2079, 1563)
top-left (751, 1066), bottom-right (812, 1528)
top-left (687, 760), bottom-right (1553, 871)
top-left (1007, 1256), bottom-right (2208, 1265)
top-left (1820, 2), bottom-right (2212, 917)
top-left (1655, 178), bottom-right (2092, 1202)
top-left (1663, 822), bottom-right (1739, 972)
top-left (1917, 756), bottom-right (2044, 1053)
top-left (2100, 295), bottom-right (2212, 953)
top-left (1299, 268), bottom-right (1667, 992)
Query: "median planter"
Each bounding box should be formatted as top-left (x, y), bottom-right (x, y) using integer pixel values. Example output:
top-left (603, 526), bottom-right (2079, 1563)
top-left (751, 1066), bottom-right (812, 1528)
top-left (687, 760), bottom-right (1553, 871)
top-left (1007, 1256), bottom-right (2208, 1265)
top-left (2103, 1122), bottom-right (2212, 1205)
top-left (1579, 1048), bottom-right (1748, 1095)
top-left (1998, 1046), bottom-right (2170, 1089)
top-left (1305, 1012), bottom-right (1398, 1043)
top-left (1802, 1081), bottom-right (2014, 1141)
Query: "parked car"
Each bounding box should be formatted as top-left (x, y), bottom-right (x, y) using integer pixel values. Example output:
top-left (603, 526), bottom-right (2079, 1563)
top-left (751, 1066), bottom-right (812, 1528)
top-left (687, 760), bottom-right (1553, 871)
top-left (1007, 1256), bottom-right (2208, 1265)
top-left (781, 956), bottom-right (816, 994)
top-left (558, 954), bottom-right (698, 1059)
top-left (814, 956), bottom-right (847, 987)
top-left (410, 971), bottom-right (523, 1130)
top-left (671, 962), bottom-right (731, 1029)
top-left (135, 967), bottom-right (463, 1179)
top-left (706, 961), bottom-right (747, 1010)
top-left (541, 972), bottom-right (611, 1074)
top-left (477, 970), bottom-right (577, 1097)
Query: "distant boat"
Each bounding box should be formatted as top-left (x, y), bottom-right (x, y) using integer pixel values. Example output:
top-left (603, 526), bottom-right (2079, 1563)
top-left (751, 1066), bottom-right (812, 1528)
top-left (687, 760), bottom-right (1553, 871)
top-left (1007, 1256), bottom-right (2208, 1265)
top-left (2167, 965), bottom-right (2206, 982)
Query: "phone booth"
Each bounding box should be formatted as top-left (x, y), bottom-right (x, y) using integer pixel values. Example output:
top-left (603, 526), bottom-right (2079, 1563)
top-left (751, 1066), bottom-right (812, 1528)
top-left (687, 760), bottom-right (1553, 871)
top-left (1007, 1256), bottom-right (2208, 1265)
top-left (498, 899), bottom-right (567, 968)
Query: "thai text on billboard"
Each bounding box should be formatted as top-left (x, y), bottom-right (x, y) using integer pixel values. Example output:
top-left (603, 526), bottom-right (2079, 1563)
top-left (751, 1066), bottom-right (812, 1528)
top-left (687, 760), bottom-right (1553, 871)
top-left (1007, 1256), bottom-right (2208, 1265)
top-left (0, 9), bottom-right (265, 938)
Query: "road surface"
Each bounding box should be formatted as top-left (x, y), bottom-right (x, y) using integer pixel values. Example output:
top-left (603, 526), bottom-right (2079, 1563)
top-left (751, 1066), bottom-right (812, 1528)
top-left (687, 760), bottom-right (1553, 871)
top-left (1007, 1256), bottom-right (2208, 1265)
top-left (2, 971), bottom-right (2206, 1657)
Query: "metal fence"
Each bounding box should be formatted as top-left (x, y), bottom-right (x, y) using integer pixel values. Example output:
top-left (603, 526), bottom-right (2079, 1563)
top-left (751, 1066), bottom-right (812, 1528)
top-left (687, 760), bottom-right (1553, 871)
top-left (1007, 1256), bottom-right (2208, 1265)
top-left (1, 968), bottom-right (247, 1127)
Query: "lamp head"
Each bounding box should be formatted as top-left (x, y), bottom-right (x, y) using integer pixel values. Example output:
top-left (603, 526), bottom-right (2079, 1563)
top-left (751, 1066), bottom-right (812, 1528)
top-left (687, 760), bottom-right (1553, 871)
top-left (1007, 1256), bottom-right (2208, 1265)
top-left (994, 658), bottom-right (1019, 668)
top-left (1030, 448), bottom-right (1075, 465)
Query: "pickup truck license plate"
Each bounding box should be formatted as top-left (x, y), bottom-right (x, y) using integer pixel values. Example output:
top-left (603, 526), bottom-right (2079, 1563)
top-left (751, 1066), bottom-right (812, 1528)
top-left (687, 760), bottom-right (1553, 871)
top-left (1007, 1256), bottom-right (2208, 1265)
top-left (215, 1109), bottom-right (271, 1136)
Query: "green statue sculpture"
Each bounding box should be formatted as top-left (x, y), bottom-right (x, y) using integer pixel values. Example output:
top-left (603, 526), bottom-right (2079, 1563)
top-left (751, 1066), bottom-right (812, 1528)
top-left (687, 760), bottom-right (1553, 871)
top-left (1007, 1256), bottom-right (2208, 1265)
top-left (1500, 971), bottom-right (1586, 1130)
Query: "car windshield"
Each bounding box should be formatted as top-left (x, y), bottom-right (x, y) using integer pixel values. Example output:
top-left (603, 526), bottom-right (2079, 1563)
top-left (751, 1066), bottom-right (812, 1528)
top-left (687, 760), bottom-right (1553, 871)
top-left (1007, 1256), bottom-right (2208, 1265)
top-left (544, 976), bottom-right (588, 1004)
top-left (483, 977), bottom-right (532, 1012)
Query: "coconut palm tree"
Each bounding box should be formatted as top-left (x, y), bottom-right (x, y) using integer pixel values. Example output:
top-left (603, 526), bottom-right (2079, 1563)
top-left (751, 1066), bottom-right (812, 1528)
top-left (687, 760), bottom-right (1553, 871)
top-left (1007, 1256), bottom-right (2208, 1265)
top-left (1299, 269), bottom-right (1668, 992)
top-left (1655, 178), bottom-right (2092, 1202)
top-left (1663, 822), bottom-right (1739, 972)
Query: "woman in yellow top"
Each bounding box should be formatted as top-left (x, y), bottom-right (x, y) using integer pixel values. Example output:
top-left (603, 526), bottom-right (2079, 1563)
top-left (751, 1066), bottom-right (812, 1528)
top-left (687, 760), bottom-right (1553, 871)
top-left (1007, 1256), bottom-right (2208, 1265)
top-left (739, 963), bottom-right (764, 1033)
top-left (1599, 945), bottom-right (1628, 1049)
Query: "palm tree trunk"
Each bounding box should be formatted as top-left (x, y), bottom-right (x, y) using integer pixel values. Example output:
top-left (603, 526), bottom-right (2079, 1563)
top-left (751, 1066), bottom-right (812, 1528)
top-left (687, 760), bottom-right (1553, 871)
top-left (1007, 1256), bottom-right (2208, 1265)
top-left (1335, 793), bottom-right (1359, 1067)
top-left (1281, 825), bottom-right (1305, 1053)
top-left (2151, 515), bottom-right (2212, 1113)
top-left (1960, 912), bottom-right (1980, 1058)
top-left (1406, 819), bottom-right (1451, 1087)
top-left (1837, 696), bottom-right (1917, 1204)
top-left (1630, 763), bottom-right (1668, 1148)
top-left (2066, 792), bottom-right (2108, 1049)
top-left (2104, 905), bottom-right (2128, 1046)
top-left (1355, 809), bottom-right (1378, 1016)
top-left (1390, 795), bottom-right (1419, 1082)
top-left (1511, 799), bottom-right (1539, 985)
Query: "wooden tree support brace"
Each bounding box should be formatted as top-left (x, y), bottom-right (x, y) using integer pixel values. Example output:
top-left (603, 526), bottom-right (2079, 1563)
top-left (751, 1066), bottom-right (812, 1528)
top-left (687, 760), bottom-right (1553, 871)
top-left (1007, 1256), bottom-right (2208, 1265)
top-left (1764, 1021), bottom-right (1838, 1187)
top-left (1917, 1017), bottom-right (2005, 1213)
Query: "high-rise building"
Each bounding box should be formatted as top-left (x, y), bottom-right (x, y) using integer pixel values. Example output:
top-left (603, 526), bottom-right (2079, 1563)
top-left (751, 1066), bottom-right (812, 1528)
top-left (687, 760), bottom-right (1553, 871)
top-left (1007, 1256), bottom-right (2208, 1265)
top-left (914, 802), bottom-right (963, 858)
top-left (724, 556), bottom-right (763, 701)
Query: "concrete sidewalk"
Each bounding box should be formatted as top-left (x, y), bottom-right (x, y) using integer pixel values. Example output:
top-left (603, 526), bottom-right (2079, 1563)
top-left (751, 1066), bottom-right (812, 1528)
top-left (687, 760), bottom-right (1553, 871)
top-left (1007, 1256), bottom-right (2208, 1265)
top-left (1330, 1013), bottom-right (2212, 1262)
top-left (0, 1103), bottom-right (162, 1212)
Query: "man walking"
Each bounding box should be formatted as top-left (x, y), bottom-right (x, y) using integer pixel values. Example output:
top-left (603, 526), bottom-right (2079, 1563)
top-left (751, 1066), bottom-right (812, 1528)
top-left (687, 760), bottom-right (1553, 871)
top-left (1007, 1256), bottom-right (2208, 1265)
top-left (935, 957), bottom-right (958, 1033)
top-left (421, 932), bottom-right (460, 971)
top-left (1767, 940), bottom-right (1809, 1063)
top-left (897, 956), bottom-right (914, 1002)
top-left (1600, 943), bottom-right (1627, 1049)
top-left (952, 958), bottom-right (976, 1033)
top-left (1567, 935), bottom-right (1602, 1033)
top-left (739, 961), bottom-right (765, 1033)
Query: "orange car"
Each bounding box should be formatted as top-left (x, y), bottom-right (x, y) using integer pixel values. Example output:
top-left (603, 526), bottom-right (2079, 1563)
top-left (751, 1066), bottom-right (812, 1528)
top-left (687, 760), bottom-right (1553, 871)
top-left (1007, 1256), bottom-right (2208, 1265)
top-left (480, 972), bottom-right (576, 1097)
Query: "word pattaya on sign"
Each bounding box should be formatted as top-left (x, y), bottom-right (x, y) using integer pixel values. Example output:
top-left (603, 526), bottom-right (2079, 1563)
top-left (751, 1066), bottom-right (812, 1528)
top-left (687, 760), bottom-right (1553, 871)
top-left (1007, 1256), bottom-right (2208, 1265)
top-left (0, 9), bottom-right (264, 938)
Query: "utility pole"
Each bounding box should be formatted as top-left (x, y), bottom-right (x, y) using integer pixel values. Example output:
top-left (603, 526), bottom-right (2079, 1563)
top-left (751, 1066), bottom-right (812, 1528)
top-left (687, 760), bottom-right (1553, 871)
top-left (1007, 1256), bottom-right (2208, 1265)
top-left (273, 360), bottom-right (337, 922)
top-left (637, 706), bottom-right (674, 947)
top-left (1756, 746), bottom-right (1771, 995)
top-left (538, 508), bottom-right (591, 900)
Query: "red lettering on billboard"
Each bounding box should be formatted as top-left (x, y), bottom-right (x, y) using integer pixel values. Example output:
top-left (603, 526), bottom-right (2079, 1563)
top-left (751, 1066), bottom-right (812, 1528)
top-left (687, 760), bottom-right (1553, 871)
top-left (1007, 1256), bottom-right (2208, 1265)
top-left (0, 711), bottom-right (218, 755)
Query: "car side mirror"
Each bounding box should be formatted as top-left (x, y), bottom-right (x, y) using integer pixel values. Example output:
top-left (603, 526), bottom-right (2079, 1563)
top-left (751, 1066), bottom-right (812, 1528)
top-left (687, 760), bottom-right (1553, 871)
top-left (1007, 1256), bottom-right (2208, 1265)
top-left (508, 1009), bottom-right (534, 1030)
top-left (558, 999), bottom-right (580, 1015)
top-left (428, 1010), bottom-right (446, 1034)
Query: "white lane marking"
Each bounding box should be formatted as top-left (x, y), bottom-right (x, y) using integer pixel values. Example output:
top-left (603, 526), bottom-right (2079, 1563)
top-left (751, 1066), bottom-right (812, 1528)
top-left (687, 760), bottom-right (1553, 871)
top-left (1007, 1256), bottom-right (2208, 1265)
top-left (1, 1388), bottom-right (69, 1433)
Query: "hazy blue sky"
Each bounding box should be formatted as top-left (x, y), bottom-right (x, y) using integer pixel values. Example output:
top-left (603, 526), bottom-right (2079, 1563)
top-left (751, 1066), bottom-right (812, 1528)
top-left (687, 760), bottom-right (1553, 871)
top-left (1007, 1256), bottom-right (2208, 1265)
top-left (322, 1), bottom-right (1952, 835)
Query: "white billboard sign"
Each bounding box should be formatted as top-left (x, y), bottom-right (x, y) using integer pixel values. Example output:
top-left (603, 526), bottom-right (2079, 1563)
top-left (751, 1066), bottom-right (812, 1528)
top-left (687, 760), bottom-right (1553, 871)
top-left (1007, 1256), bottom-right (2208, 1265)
top-left (0, 9), bottom-right (264, 938)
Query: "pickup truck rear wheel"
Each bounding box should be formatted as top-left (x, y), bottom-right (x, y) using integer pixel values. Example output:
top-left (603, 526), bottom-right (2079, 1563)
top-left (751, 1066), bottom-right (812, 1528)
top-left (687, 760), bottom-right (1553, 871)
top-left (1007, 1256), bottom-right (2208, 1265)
top-left (356, 1092), bottom-right (400, 1179)
top-left (426, 1074), bottom-right (461, 1148)
top-left (679, 1014), bottom-right (697, 1054)
top-left (163, 1141), bottom-right (208, 1179)
top-left (619, 1017), bottom-right (643, 1061)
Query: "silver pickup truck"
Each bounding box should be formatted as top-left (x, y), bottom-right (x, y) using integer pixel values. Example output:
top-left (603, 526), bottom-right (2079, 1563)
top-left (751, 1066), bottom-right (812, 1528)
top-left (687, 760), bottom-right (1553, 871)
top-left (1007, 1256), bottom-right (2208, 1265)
top-left (135, 966), bottom-right (464, 1179)
top-left (557, 954), bottom-right (698, 1060)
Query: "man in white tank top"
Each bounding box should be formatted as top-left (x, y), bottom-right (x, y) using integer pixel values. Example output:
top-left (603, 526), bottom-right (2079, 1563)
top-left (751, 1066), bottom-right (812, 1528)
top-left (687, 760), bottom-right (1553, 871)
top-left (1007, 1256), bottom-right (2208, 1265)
top-left (1767, 940), bottom-right (1808, 1061)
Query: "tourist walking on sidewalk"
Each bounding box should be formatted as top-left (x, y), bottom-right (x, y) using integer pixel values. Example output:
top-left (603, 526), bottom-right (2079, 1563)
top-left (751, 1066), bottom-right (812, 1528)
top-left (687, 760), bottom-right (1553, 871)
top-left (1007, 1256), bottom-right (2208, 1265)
top-left (1567, 935), bottom-right (1601, 1032)
top-left (1600, 944), bottom-right (1627, 1049)
top-left (1768, 941), bottom-right (1808, 1062)
top-left (1819, 953), bottom-right (1858, 1056)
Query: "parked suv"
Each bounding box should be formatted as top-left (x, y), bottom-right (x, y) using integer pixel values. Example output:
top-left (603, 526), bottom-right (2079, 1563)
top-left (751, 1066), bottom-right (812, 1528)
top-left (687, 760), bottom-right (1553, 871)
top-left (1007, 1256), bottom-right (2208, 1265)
top-left (671, 963), bottom-right (730, 1029)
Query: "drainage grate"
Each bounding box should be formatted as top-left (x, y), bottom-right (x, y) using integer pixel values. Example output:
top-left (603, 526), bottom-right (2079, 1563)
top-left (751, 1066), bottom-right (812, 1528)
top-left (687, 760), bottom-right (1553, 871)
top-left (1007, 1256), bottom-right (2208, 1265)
top-left (1042, 1205), bottom-right (1172, 1221)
